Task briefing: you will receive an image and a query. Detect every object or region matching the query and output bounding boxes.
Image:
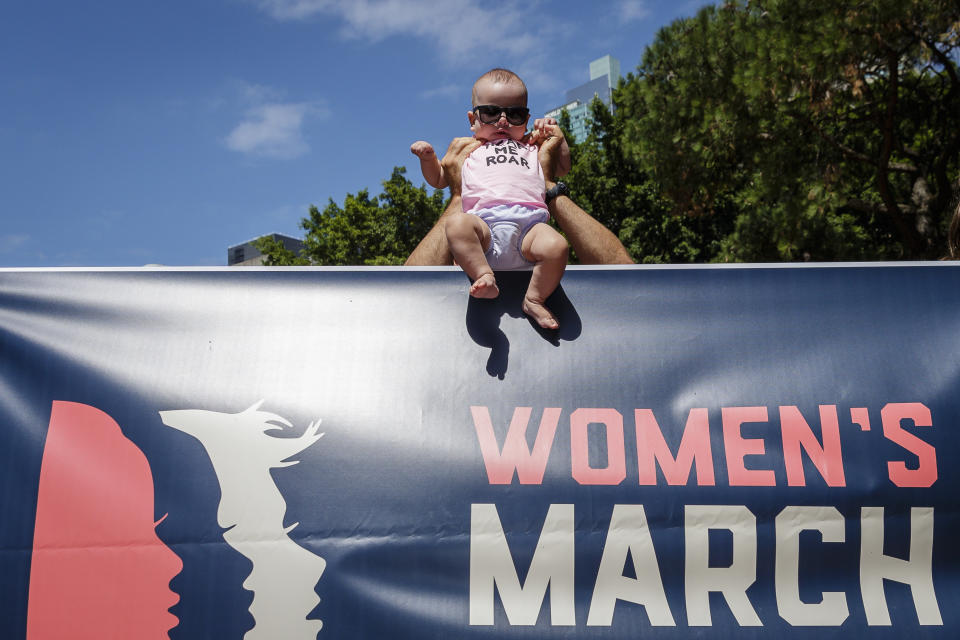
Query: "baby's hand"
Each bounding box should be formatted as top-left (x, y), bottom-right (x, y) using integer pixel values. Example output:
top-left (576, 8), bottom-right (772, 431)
top-left (410, 141), bottom-right (436, 159)
top-left (534, 117), bottom-right (559, 131)
top-left (527, 118), bottom-right (559, 146)
top-left (528, 120), bottom-right (559, 146)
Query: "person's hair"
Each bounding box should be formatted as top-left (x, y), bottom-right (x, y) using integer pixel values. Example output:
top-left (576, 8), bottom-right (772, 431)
top-left (948, 197), bottom-right (960, 260)
top-left (472, 68), bottom-right (527, 106)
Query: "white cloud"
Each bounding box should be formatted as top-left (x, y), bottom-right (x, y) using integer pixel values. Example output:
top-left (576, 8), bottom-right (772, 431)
top-left (225, 102), bottom-right (326, 159)
top-left (0, 234), bottom-right (29, 254)
top-left (249, 0), bottom-right (535, 61)
top-left (237, 81), bottom-right (286, 104)
top-left (253, 0), bottom-right (333, 20)
top-left (419, 84), bottom-right (461, 101)
top-left (619, 0), bottom-right (651, 22)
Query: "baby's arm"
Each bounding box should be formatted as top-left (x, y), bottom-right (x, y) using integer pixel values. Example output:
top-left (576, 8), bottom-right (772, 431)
top-left (528, 119), bottom-right (571, 177)
top-left (410, 141), bottom-right (448, 189)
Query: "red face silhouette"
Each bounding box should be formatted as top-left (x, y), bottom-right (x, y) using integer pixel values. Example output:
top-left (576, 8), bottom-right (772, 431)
top-left (27, 401), bottom-right (182, 639)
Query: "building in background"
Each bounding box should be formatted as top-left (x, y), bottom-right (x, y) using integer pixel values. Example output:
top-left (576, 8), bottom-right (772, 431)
top-left (227, 233), bottom-right (304, 266)
top-left (545, 55), bottom-right (621, 143)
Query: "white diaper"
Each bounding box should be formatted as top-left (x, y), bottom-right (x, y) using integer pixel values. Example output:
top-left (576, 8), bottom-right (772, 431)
top-left (474, 204), bottom-right (549, 271)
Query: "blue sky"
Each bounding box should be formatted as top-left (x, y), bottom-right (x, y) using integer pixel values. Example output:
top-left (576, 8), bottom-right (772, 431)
top-left (1, 0), bottom-right (708, 267)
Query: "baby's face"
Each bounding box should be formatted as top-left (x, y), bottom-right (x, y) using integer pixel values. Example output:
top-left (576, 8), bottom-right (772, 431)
top-left (469, 78), bottom-right (529, 142)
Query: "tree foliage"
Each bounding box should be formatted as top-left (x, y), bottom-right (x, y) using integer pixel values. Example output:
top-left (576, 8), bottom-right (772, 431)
top-left (561, 98), bottom-right (733, 263)
top-left (615, 0), bottom-right (960, 261)
top-left (253, 235), bottom-right (310, 266)
top-left (255, 167), bottom-right (445, 265)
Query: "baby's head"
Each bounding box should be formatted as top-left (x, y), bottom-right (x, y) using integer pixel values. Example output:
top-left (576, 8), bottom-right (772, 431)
top-left (469, 68), bottom-right (529, 142)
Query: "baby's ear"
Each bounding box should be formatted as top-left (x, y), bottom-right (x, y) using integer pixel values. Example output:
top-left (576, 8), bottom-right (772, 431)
top-left (467, 109), bottom-right (478, 129)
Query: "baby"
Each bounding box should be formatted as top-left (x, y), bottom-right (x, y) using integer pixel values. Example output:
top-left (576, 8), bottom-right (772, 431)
top-left (410, 68), bottom-right (570, 330)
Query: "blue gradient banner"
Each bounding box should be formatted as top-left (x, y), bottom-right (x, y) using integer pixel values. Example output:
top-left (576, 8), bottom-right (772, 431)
top-left (1, 265), bottom-right (957, 639)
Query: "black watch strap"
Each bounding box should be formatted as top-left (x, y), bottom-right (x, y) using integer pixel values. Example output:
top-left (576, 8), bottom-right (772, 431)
top-left (545, 181), bottom-right (569, 204)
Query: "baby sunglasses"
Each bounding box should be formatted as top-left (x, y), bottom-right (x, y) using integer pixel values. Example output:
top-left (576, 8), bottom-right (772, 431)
top-left (473, 105), bottom-right (530, 126)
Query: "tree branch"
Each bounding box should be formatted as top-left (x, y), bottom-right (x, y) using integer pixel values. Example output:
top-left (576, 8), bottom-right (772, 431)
top-left (924, 39), bottom-right (959, 98)
top-left (875, 50), bottom-right (924, 254)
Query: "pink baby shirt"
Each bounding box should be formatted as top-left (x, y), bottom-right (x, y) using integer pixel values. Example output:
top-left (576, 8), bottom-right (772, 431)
top-left (461, 139), bottom-right (546, 214)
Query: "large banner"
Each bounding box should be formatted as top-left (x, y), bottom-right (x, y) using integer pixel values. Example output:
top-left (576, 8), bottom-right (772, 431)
top-left (1, 264), bottom-right (958, 639)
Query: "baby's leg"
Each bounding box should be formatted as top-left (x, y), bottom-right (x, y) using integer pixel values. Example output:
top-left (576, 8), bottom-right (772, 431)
top-left (520, 223), bottom-right (568, 329)
top-left (445, 212), bottom-right (499, 298)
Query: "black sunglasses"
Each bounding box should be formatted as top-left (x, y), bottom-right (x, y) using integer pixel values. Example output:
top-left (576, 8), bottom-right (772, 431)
top-left (473, 104), bottom-right (530, 126)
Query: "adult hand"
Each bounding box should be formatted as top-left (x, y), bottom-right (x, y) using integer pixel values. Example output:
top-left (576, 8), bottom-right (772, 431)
top-left (440, 137), bottom-right (481, 196)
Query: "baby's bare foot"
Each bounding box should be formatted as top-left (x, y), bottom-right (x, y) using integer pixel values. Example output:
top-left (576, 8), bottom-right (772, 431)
top-left (470, 273), bottom-right (499, 299)
top-left (523, 295), bottom-right (559, 329)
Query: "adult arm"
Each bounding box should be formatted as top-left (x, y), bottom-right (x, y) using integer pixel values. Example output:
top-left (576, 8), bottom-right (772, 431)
top-left (404, 137), bottom-right (480, 266)
top-left (404, 195), bottom-right (459, 266)
top-left (539, 128), bottom-right (633, 265)
top-left (545, 180), bottom-right (633, 264)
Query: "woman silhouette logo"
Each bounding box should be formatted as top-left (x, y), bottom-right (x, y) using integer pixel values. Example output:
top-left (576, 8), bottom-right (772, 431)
top-left (27, 401), bottom-right (182, 639)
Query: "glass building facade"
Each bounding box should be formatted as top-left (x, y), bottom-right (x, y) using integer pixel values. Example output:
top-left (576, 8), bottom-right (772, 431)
top-left (545, 55), bottom-right (621, 143)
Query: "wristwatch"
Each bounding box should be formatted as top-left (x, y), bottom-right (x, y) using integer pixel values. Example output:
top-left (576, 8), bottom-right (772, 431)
top-left (545, 181), bottom-right (569, 204)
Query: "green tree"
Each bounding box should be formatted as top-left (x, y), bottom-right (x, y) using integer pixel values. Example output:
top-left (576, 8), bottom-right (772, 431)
top-left (562, 94), bottom-right (732, 263)
top-left (618, 0), bottom-right (959, 260)
top-left (253, 235), bottom-right (310, 266)
top-left (255, 167), bottom-right (445, 265)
